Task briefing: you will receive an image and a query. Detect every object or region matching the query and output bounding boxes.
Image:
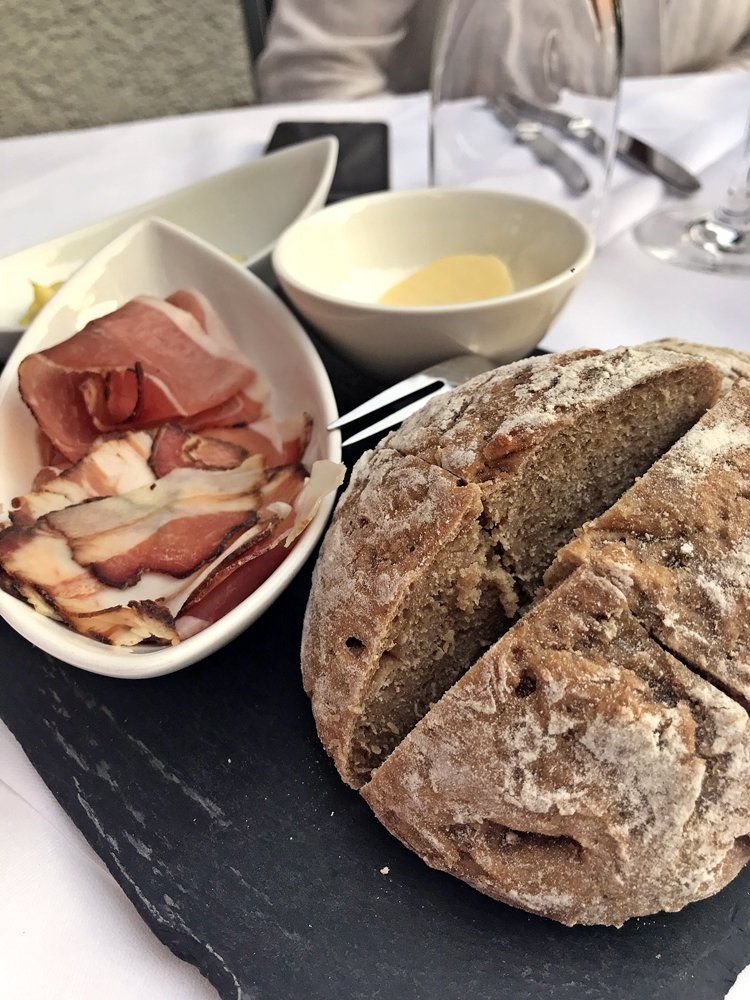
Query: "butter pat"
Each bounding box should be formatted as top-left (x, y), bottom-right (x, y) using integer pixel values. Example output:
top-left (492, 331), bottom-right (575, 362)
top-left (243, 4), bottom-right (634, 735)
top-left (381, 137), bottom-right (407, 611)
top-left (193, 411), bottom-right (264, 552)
top-left (379, 254), bottom-right (513, 307)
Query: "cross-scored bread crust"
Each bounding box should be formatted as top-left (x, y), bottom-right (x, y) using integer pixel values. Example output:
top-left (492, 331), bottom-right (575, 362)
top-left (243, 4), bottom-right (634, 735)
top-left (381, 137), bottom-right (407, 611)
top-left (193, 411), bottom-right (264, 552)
top-left (362, 567), bottom-right (750, 926)
top-left (386, 346), bottom-right (723, 594)
top-left (385, 346), bottom-right (713, 478)
top-left (638, 339), bottom-right (750, 395)
top-left (302, 448), bottom-right (492, 784)
top-left (548, 384), bottom-right (750, 708)
top-left (304, 347), bottom-right (721, 788)
top-left (301, 346), bottom-right (740, 923)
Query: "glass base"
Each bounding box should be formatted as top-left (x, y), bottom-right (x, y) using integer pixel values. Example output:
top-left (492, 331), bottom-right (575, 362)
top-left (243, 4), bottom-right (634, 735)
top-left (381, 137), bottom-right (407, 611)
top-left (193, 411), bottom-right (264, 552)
top-left (634, 205), bottom-right (750, 277)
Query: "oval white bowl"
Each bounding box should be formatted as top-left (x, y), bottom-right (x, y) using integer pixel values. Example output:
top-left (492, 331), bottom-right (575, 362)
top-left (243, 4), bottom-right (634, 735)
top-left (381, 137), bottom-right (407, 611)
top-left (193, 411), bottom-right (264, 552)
top-left (273, 187), bottom-right (594, 380)
top-left (0, 218), bottom-right (341, 678)
top-left (0, 136), bottom-right (338, 358)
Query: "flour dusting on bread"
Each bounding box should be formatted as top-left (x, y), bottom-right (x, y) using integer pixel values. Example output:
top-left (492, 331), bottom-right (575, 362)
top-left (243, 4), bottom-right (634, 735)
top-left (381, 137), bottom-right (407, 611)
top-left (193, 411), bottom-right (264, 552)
top-left (301, 345), bottom-right (750, 926)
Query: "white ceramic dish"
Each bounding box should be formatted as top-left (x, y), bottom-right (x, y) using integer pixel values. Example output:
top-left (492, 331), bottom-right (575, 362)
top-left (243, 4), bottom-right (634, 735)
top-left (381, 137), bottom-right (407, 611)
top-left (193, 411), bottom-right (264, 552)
top-left (0, 218), bottom-right (341, 679)
top-left (273, 187), bottom-right (594, 380)
top-left (0, 136), bottom-right (338, 359)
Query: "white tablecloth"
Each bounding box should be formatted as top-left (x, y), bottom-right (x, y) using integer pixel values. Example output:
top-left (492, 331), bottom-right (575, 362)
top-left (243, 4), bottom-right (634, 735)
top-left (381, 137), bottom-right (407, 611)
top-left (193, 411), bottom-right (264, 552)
top-left (1, 74), bottom-right (749, 1000)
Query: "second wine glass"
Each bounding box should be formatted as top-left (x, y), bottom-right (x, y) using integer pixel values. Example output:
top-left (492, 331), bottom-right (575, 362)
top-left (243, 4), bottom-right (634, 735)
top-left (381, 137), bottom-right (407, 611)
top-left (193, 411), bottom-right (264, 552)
top-left (634, 96), bottom-right (750, 275)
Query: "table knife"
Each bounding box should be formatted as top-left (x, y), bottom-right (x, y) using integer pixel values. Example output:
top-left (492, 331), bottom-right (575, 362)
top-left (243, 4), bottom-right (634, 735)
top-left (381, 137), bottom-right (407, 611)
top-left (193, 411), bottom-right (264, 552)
top-left (505, 94), bottom-right (701, 195)
top-left (492, 100), bottom-right (590, 197)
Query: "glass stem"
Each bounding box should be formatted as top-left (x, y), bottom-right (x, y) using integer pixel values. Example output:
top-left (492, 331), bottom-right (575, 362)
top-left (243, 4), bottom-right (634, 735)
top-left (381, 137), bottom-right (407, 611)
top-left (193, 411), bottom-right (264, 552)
top-left (712, 102), bottom-right (750, 234)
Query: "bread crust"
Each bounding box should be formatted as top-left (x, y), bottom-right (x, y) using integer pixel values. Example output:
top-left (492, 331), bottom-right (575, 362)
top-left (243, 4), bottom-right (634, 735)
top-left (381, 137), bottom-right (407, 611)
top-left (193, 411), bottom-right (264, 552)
top-left (638, 339), bottom-right (750, 394)
top-left (301, 347), bottom-right (739, 923)
top-left (548, 384), bottom-right (750, 707)
top-left (362, 568), bottom-right (750, 926)
top-left (386, 346), bottom-right (724, 593)
top-left (302, 447), bottom-right (486, 781)
top-left (384, 346), bottom-right (717, 478)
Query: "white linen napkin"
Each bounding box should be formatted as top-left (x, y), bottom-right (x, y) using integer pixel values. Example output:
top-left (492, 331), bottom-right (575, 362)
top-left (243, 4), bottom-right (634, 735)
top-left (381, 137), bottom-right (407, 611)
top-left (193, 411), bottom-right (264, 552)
top-left (543, 74), bottom-right (750, 354)
top-left (433, 71), bottom-right (749, 246)
top-left (600, 70), bottom-right (750, 244)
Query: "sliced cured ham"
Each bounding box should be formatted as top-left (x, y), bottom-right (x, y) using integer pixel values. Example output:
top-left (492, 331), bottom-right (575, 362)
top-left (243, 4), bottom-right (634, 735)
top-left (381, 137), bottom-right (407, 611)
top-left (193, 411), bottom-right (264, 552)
top-left (37, 431), bottom-right (70, 471)
top-left (176, 460), bottom-right (344, 637)
top-left (177, 469), bottom-right (304, 622)
top-left (5, 286), bottom-right (345, 648)
top-left (0, 459), bottom-right (309, 645)
top-left (176, 536), bottom-right (290, 640)
top-left (166, 289), bottom-right (271, 413)
top-left (18, 293), bottom-right (261, 462)
top-left (149, 414), bottom-right (312, 478)
top-left (173, 390), bottom-right (266, 432)
top-left (11, 431), bottom-right (155, 526)
top-left (149, 425), bottom-right (249, 479)
top-left (42, 458), bottom-right (287, 587)
top-left (166, 289), bottom-right (238, 351)
top-left (33, 439), bottom-right (75, 491)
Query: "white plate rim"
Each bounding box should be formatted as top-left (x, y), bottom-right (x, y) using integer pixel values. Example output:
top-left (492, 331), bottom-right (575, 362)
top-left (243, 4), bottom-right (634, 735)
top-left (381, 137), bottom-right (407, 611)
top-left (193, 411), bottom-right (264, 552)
top-left (0, 136), bottom-right (339, 351)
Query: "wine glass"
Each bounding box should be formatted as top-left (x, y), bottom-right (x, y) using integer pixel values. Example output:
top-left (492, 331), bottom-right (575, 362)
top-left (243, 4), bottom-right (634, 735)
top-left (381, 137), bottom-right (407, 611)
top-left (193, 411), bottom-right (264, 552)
top-left (634, 99), bottom-right (750, 275)
top-left (430, 0), bottom-right (623, 232)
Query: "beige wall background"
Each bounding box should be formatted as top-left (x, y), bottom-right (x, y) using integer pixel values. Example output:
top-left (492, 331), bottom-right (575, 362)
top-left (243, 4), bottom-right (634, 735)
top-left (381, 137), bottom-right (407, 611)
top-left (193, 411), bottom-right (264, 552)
top-left (0, 0), bottom-right (255, 139)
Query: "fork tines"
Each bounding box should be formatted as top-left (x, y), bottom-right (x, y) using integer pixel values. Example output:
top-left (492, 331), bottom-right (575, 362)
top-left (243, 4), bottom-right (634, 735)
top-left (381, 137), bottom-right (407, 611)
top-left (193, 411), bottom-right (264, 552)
top-left (328, 354), bottom-right (496, 447)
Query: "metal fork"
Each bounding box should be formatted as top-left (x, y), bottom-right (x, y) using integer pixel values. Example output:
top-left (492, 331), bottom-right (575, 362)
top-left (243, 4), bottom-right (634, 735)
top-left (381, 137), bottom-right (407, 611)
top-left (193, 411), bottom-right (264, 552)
top-left (328, 354), bottom-right (496, 446)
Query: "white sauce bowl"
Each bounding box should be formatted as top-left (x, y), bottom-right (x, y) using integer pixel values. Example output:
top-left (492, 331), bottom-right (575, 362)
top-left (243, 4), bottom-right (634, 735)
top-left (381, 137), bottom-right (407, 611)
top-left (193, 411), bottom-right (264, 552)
top-left (273, 188), bottom-right (595, 380)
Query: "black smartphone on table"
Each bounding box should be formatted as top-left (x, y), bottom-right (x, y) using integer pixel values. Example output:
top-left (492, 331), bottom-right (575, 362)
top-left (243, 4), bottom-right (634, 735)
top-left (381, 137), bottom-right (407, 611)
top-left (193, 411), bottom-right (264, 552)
top-left (265, 121), bottom-right (390, 203)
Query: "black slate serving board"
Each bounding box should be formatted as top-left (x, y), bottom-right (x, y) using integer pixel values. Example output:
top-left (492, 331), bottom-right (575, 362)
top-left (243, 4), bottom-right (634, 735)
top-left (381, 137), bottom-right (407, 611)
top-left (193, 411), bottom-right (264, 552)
top-left (1, 337), bottom-right (749, 1000)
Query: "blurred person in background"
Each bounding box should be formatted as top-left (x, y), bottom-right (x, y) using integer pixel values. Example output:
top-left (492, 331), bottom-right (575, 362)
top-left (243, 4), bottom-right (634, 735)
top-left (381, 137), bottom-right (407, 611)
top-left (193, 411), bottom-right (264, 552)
top-left (257, 0), bottom-right (750, 102)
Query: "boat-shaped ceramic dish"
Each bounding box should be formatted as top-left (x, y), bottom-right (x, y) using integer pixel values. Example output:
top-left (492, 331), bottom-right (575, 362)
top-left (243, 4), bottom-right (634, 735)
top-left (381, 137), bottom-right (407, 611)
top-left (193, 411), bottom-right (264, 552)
top-left (0, 136), bottom-right (338, 358)
top-left (0, 218), bottom-right (341, 678)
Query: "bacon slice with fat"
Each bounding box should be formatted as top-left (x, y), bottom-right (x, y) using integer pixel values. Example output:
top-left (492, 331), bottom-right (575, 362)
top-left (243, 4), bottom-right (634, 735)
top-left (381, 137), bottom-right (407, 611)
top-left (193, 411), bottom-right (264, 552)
top-left (18, 294), bottom-right (261, 462)
top-left (14, 413), bottom-right (311, 526)
top-left (0, 521), bottom-right (154, 617)
top-left (0, 557), bottom-right (178, 646)
top-left (11, 431), bottom-right (155, 526)
top-left (1, 459), bottom-right (342, 645)
top-left (0, 459), bottom-right (310, 645)
top-left (150, 413), bottom-right (312, 477)
top-left (69, 601), bottom-right (179, 645)
top-left (42, 458), bottom-right (292, 586)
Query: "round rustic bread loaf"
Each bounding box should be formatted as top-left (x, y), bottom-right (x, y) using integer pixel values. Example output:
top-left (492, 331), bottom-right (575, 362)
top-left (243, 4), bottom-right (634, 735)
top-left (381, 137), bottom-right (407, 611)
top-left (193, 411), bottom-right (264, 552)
top-left (301, 346), bottom-right (750, 925)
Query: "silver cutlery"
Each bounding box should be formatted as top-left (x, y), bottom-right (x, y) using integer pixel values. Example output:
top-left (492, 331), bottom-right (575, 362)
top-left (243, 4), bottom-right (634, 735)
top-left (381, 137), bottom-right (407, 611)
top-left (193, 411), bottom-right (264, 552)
top-left (328, 354), bottom-right (496, 446)
top-left (492, 99), bottom-right (591, 197)
top-left (505, 93), bottom-right (701, 196)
